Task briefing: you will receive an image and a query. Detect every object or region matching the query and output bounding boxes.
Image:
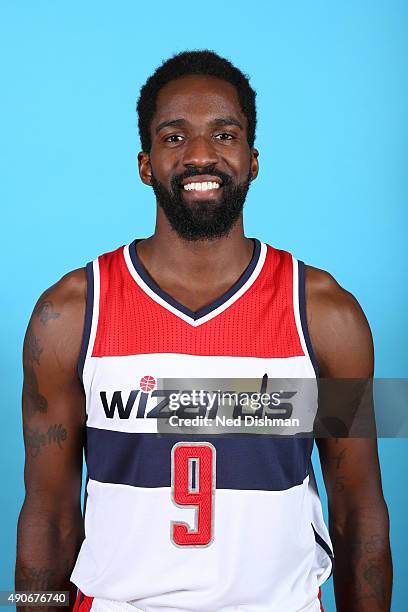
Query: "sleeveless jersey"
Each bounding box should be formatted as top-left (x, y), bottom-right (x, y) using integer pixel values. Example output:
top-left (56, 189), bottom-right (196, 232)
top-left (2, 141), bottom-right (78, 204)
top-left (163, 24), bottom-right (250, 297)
top-left (70, 238), bottom-right (333, 612)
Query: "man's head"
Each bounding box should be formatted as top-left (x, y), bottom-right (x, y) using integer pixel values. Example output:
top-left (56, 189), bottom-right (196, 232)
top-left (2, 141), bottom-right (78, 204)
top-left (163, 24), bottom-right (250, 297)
top-left (137, 50), bottom-right (259, 241)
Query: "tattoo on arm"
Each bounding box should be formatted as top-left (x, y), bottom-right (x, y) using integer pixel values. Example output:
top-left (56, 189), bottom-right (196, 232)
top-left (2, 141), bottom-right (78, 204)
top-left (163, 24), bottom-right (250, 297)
top-left (23, 367), bottom-right (48, 420)
top-left (353, 535), bottom-right (389, 606)
top-left (17, 566), bottom-right (58, 591)
top-left (334, 447), bottom-right (346, 470)
top-left (34, 300), bottom-right (61, 325)
top-left (16, 560), bottom-right (71, 612)
top-left (24, 424), bottom-right (67, 458)
top-left (361, 562), bottom-right (386, 603)
top-left (364, 535), bottom-right (386, 554)
top-left (332, 446), bottom-right (347, 493)
top-left (23, 328), bottom-right (48, 420)
top-left (22, 300), bottom-right (61, 420)
top-left (25, 329), bottom-right (43, 366)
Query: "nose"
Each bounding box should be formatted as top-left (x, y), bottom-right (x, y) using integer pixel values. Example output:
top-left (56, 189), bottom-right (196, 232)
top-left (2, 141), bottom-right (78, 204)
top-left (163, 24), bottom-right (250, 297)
top-left (182, 135), bottom-right (219, 169)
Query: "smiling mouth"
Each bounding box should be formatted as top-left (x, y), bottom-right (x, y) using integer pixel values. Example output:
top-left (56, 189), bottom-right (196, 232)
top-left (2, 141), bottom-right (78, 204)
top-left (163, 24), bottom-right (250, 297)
top-left (182, 181), bottom-right (222, 192)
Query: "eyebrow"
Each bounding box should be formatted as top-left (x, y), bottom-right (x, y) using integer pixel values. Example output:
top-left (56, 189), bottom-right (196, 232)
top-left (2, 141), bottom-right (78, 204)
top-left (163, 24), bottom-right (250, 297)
top-left (155, 116), bottom-right (244, 134)
top-left (211, 117), bottom-right (244, 130)
top-left (155, 118), bottom-right (186, 134)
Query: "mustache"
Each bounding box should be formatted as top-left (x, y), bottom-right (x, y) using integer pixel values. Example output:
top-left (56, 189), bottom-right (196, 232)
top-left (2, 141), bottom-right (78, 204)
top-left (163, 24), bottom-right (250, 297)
top-left (171, 167), bottom-right (233, 189)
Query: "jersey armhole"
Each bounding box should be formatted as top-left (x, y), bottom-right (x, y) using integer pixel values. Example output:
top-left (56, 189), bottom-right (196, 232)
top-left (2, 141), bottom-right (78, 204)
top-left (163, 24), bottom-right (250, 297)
top-left (77, 259), bottom-right (100, 384)
top-left (293, 258), bottom-right (320, 377)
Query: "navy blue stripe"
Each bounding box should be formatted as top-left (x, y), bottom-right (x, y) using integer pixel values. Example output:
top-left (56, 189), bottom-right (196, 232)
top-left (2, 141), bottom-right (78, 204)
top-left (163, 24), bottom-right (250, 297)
top-left (77, 261), bottom-right (94, 383)
top-left (312, 524), bottom-right (334, 577)
top-left (85, 428), bottom-right (312, 491)
top-left (298, 260), bottom-right (320, 377)
top-left (129, 238), bottom-right (261, 321)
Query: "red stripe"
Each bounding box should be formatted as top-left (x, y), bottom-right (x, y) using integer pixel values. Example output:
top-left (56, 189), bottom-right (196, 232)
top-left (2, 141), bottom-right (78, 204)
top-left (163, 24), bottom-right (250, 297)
top-left (318, 587), bottom-right (324, 611)
top-left (73, 591), bottom-right (94, 612)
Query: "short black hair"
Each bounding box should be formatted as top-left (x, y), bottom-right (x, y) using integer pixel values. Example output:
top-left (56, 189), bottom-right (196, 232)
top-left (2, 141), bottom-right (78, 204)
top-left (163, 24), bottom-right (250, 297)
top-left (137, 49), bottom-right (257, 152)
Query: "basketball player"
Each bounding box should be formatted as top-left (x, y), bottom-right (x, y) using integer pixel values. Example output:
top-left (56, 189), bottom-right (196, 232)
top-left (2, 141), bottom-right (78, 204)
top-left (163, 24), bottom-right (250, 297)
top-left (16, 51), bottom-right (392, 611)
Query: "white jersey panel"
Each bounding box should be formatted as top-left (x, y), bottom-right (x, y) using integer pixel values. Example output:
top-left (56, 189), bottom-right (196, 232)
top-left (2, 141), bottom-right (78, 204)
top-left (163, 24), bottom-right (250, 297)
top-left (71, 476), bottom-right (330, 611)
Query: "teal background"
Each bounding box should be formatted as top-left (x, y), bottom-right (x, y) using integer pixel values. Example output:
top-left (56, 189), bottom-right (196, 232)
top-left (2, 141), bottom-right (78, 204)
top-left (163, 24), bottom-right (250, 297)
top-left (1, 1), bottom-right (407, 610)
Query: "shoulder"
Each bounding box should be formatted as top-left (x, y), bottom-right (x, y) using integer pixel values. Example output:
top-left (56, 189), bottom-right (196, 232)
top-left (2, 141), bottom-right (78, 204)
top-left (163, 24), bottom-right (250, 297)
top-left (304, 265), bottom-right (361, 319)
top-left (39, 267), bottom-right (87, 309)
top-left (31, 267), bottom-right (87, 335)
top-left (304, 265), bottom-right (373, 377)
top-left (24, 267), bottom-right (87, 375)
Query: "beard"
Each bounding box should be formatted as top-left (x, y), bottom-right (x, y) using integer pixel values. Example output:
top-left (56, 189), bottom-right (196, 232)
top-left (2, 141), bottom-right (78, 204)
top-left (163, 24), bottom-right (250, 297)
top-left (150, 166), bottom-right (252, 241)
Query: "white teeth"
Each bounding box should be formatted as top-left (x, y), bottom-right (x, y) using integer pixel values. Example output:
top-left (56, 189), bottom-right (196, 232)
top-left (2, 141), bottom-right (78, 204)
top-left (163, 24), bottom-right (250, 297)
top-left (183, 181), bottom-right (221, 191)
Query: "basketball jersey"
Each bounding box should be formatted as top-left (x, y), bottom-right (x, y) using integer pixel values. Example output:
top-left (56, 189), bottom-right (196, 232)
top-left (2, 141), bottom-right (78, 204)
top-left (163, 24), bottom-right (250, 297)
top-left (70, 238), bottom-right (333, 612)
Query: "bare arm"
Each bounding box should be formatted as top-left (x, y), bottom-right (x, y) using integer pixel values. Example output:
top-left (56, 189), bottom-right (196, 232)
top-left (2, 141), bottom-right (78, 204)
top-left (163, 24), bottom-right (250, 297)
top-left (15, 268), bottom-right (87, 611)
top-left (306, 266), bottom-right (392, 611)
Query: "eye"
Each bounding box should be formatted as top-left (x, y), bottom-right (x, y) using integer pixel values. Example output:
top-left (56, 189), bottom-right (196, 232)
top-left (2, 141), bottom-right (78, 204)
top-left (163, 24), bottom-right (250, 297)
top-left (215, 133), bottom-right (235, 141)
top-left (164, 134), bottom-right (184, 143)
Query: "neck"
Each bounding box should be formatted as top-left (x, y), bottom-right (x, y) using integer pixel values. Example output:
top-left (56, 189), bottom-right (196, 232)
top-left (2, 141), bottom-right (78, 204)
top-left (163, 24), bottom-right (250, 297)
top-left (136, 206), bottom-right (254, 296)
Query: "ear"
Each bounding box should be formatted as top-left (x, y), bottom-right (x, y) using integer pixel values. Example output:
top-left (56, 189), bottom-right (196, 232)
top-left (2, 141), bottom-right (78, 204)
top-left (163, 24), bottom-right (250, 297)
top-left (138, 151), bottom-right (152, 186)
top-left (250, 148), bottom-right (259, 181)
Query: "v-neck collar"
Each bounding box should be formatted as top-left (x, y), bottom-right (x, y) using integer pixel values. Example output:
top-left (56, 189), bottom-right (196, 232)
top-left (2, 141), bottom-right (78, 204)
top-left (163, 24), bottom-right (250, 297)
top-left (123, 237), bottom-right (267, 328)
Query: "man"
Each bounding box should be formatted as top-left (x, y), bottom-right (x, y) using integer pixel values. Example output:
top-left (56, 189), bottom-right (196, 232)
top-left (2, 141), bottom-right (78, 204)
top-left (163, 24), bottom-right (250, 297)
top-left (16, 50), bottom-right (392, 611)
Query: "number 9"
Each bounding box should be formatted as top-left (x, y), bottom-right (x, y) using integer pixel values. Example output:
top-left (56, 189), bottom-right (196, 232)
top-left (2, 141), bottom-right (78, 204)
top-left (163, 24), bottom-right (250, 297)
top-left (170, 442), bottom-right (216, 546)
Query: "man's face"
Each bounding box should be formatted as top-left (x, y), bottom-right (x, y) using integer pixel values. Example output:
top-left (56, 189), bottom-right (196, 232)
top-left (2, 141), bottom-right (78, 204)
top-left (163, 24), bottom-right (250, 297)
top-left (139, 74), bottom-right (259, 241)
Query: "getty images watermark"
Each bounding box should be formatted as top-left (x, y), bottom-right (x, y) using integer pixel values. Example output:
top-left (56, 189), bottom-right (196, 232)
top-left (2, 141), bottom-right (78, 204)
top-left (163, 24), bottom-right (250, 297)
top-left (150, 376), bottom-right (408, 437)
top-left (154, 374), bottom-right (315, 436)
top-left (166, 388), bottom-right (300, 429)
